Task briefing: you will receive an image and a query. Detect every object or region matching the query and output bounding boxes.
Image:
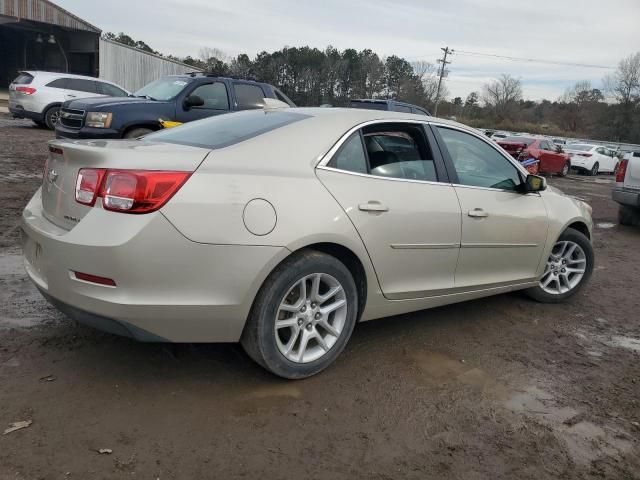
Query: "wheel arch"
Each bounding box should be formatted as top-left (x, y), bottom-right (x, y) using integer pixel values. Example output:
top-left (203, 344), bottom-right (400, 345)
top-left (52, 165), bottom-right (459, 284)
top-left (121, 122), bottom-right (161, 138)
top-left (566, 220), bottom-right (591, 240)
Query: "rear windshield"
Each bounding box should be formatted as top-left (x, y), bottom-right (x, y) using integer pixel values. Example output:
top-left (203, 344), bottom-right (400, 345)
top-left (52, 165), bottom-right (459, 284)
top-left (568, 144), bottom-right (593, 152)
top-left (13, 73), bottom-right (34, 85)
top-left (348, 101), bottom-right (387, 111)
top-left (502, 136), bottom-right (536, 145)
top-left (145, 110), bottom-right (311, 149)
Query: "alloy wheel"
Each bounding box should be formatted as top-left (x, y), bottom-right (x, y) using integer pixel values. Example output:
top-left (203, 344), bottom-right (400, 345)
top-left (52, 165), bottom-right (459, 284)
top-left (275, 273), bottom-right (347, 363)
top-left (562, 163), bottom-right (570, 176)
top-left (539, 240), bottom-right (587, 295)
top-left (591, 163), bottom-right (599, 176)
top-left (50, 109), bottom-right (60, 125)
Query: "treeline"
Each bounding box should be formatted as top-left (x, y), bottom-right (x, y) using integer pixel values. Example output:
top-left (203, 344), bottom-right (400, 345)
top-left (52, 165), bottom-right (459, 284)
top-left (102, 33), bottom-right (640, 143)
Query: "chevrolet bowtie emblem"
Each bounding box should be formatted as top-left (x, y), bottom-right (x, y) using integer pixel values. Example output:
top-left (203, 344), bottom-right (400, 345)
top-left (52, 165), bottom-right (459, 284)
top-left (47, 169), bottom-right (59, 183)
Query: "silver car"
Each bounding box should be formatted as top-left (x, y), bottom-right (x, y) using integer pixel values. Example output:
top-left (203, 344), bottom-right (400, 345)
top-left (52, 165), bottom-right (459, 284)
top-left (9, 71), bottom-right (128, 129)
top-left (21, 108), bottom-right (594, 378)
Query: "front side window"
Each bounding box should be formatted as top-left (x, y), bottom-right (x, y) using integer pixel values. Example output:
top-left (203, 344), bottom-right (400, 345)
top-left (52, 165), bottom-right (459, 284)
top-left (437, 127), bottom-right (522, 191)
top-left (327, 133), bottom-right (368, 174)
top-left (234, 83), bottom-right (266, 109)
top-left (190, 82), bottom-right (229, 110)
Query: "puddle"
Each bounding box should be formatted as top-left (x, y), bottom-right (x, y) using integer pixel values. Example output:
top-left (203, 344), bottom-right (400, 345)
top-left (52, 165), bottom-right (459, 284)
top-left (596, 222), bottom-right (616, 229)
top-left (504, 386), bottom-right (632, 465)
top-left (609, 335), bottom-right (640, 352)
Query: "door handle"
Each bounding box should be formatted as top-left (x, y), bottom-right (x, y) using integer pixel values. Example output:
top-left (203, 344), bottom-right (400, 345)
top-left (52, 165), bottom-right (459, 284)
top-left (468, 208), bottom-right (489, 218)
top-left (359, 202), bottom-right (389, 212)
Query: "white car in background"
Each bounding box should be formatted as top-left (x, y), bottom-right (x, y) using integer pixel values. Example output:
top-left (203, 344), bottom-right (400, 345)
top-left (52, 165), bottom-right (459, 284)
top-left (612, 150), bottom-right (640, 226)
top-left (8, 71), bottom-right (129, 129)
top-left (564, 143), bottom-right (619, 176)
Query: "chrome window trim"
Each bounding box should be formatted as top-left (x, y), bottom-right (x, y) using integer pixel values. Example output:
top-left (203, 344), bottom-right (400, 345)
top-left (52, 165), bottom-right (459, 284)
top-left (316, 165), bottom-right (449, 187)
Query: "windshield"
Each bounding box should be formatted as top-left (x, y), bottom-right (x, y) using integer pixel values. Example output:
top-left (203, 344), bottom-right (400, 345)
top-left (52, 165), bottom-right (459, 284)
top-left (133, 77), bottom-right (191, 100)
top-left (502, 136), bottom-right (536, 145)
top-left (567, 144), bottom-right (594, 152)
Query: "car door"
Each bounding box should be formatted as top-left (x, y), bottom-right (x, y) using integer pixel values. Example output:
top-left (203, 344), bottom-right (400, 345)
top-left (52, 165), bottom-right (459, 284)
top-left (538, 140), bottom-right (564, 173)
top-left (316, 122), bottom-right (461, 300)
top-left (433, 125), bottom-right (548, 289)
top-left (176, 81), bottom-right (230, 122)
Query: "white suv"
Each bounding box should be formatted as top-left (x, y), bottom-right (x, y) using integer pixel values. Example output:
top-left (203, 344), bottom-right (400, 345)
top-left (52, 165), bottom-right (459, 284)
top-left (9, 71), bottom-right (129, 130)
top-left (612, 151), bottom-right (640, 226)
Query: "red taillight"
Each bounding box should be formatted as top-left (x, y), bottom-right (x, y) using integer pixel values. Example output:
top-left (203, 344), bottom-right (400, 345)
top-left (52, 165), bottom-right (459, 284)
top-left (75, 168), bottom-right (106, 206)
top-left (616, 159), bottom-right (628, 183)
top-left (73, 271), bottom-right (116, 287)
top-left (74, 169), bottom-right (191, 213)
top-left (16, 86), bottom-right (36, 95)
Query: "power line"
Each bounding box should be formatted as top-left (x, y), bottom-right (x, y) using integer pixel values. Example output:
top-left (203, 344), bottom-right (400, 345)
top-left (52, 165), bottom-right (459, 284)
top-left (434, 47), bottom-right (453, 117)
top-left (454, 50), bottom-right (615, 70)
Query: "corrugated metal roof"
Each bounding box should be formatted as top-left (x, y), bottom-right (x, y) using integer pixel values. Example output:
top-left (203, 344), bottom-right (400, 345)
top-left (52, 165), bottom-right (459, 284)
top-left (0, 0), bottom-right (101, 33)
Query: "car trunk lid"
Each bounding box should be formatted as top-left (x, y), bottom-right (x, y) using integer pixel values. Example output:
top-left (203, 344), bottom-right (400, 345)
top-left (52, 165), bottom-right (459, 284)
top-left (497, 141), bottom-right (528, 159)
top-left (41, 139), bottom-right (210, 230)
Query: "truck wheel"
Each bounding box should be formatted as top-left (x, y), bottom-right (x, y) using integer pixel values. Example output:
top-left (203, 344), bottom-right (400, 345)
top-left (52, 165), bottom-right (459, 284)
top-left (44, 106), bottom-right (61, 130)
top-left (618, 205), bottom-right (640, 226)
top-left (124, 128), bottom-right (153, 139)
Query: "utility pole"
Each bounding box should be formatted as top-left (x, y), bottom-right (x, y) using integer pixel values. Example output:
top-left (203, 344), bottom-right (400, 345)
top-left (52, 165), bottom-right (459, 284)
top-left (434, 46), bottom-right (453, 117)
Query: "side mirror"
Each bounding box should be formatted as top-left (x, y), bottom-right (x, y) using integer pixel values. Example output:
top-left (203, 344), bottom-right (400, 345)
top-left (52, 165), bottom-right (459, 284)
top-left (184, 94), bottom-right (204, 109)
top-left (524, 174), bottom-right (547, 193)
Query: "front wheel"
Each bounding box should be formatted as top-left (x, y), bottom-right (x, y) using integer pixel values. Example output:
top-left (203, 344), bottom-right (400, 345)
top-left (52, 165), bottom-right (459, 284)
top-left (525, 228), bottom-right (593, 303)
top-left (123, 127), bottom-right (153, 139)
top-left (241, 250), bottom-right (358, 379)
top-left (44, 105), bottom-right (61, 130)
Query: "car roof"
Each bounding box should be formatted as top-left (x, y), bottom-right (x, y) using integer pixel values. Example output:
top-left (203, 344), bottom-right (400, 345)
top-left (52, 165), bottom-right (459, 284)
top-left (163, 74), bottom-right (268, 85)
top-left (20, 71), bottom-right (123, 87)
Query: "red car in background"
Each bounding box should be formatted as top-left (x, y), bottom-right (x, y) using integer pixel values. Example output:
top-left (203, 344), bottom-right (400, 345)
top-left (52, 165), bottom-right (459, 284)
top-left (498, 136), bottom-right (571, 176)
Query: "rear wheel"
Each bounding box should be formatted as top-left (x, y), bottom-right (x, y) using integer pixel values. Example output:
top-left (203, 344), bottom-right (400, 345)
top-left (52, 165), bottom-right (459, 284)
top-left (589, 162), bottom-right (599, 176)
top-left (525, 228), bottom-right (593, 303)
top-left (44, 106), bottom-right (61, 130)
top-left (124, 127), bottom-right (153, 139)
top-left (241, 250), bottom-right (358, 379)
top-left (618, 205), bottom-right (640, 226)
top-left (559, 161), bottom-right (570, 177)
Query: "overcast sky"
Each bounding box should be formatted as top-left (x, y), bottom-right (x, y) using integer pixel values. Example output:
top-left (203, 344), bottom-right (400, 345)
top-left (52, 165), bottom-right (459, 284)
top-left (57, 0), bottom-right (640, 101)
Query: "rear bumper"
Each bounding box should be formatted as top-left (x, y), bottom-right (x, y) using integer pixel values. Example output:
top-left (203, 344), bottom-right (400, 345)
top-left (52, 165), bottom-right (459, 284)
top-left (9, 106), bottom-right (43, 122)
top-left (612, 187), bottom-right (640, 207)
top-left (55, 124), bottom-right (121, 139)
top-left (21, 188), bottom-right (289, 342)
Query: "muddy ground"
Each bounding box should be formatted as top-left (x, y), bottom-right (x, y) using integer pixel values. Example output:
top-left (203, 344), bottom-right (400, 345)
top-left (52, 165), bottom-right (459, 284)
top-left (0, 117), bottom-right (638, 479)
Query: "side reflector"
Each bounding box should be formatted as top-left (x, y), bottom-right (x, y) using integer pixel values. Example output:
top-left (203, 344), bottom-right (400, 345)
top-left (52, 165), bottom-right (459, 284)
top-left (73, 271), bottom-right (116, 287)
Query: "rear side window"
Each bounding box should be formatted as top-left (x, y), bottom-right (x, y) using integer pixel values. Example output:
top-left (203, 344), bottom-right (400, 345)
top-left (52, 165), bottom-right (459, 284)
top-left (66, 78), bottom-right (98, 94)
top-left (13, 73), bottom-right (34, 85)
top-left (234, 84), bottom-right (266, 109)
top-left (46, 78), bottom-right (69, 89)
top-left (328, 133), bottom-right (368, 174)
top-left (145, 110), bottom-right (311, 149)
top-left (98, 82), bottom-right (127, 97)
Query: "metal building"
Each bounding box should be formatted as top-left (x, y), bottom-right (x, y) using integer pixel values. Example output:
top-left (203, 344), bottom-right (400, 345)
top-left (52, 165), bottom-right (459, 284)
top-left (0, 0), bottom-right (200, 90)
top-left (99, 39), bottom-right (200, 92)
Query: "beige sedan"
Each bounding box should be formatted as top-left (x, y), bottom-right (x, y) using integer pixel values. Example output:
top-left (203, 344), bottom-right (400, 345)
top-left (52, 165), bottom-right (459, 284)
top-left (22, 107), bottom-right (594, 378)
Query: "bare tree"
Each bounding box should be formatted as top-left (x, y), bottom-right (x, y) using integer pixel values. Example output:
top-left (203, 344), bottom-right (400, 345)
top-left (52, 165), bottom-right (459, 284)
top-left (482, 74), bottom-right (523, 120)
top-left (412, 60), bottom-right (446, 106)
top-left (199, 47), bottom-right (229, 64)
top-left (605, 52), bottom-right (640, 104)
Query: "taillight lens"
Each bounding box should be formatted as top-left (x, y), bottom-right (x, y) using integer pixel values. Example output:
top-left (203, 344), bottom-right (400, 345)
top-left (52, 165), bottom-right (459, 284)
top-left (616, 159), bottom-right (628, 183)
top-left (16, 86), bottom-right (36, 95)
top-left (75, 168), bottom-right (106, 206)
top-left (75, 169), bottom-right (190, 213)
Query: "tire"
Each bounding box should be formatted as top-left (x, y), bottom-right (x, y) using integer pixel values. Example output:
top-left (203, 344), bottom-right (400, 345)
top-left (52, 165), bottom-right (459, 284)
top-left (525, 228), bottom-right (594, 304)
top-left (559, 161), bottom-right (570, 177)
top-left (618, 205), bottom-right (640, 226)
top-left (124, 127), bottom-right (153, 139)
top-left (241, 250), bottom-right (358, 379)
top-left (589, 162), bottom-right (599, 176)
top-left (44, 106), bottom-right (61, 130)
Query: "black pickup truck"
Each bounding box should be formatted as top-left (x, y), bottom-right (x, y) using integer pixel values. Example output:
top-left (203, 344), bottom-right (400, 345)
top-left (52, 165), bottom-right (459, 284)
top-left (55, 74), bottom-right (295, 139)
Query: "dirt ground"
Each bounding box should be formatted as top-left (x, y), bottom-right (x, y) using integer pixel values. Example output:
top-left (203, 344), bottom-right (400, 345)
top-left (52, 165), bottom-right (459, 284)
top-left (0, 116), bottom-right (638, 480)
